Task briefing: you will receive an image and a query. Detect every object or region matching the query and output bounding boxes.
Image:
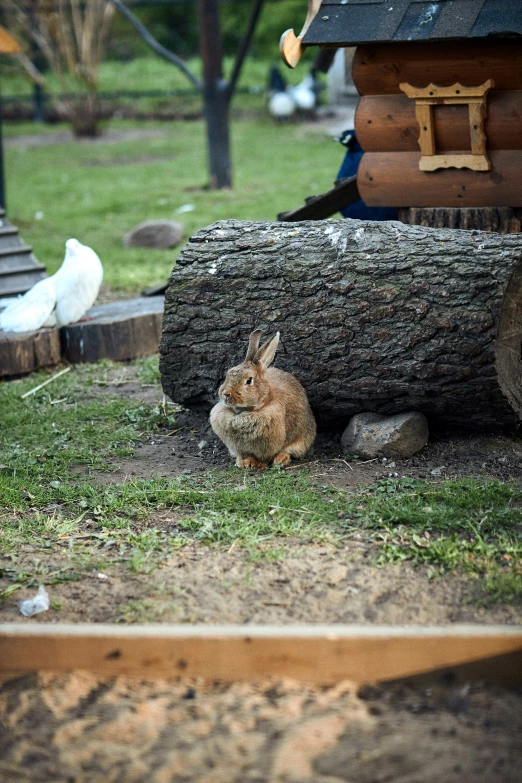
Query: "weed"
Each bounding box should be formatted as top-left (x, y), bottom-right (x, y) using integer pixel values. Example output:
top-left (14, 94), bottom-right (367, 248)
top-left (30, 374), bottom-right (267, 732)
top-left (340, 477), bottom-right (522, 602)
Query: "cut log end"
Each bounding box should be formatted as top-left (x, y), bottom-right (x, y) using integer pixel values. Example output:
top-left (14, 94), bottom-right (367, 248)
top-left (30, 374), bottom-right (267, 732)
top-left (496, 262), bottom-right (522, 420)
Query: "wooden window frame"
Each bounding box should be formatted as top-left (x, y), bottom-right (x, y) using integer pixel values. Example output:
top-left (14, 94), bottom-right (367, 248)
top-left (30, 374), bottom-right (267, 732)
top-left (400, 80), bottom-right (494, 172)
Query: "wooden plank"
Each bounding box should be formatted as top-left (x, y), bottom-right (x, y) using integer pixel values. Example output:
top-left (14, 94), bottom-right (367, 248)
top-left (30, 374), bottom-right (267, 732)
top-left (278, 176), bottom-right (360, 221)
top-left (0, 625), bottom-right (521, 685)
top-left (0, 244), bottom-right (33, 258)
top-left (352, 41), bottom-right (522, 96)
top-left (0, 327), bottom-right (60, 377)
top-left (414, 103), bottom-right (435, 156)
top-left (400, 79), bottom-right (493, 102)
top-left (358, 150), bottom-right (522, 207)
top-left (469, 101), bottom-right (487, 155)
top-left (0, 269), bottom-right (47, 297)
top-left (0, 216), bottom-right (46, 296)
top-left (0, 263), bottom-right (46, 277)
top-left (142, 282), bottom-right (168, 297)
top-left (355, 91), bottom-right (522, 152)
top-left (419, 153), bottom-right (491, 173)
top-left (61, 296), bottom-right (164, 364)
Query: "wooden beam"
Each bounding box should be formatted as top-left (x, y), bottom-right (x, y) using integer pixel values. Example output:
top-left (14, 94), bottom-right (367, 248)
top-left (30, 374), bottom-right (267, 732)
top-left (358, 150), bottom-right (522, 207)
top-left (0, 625), bottom-right (521, 686)
top-left (278, 176), bottom-right (360, 221)
top-left (355, 91), bottom-right (522, 153)
top-left (353, 40), bottom-right (522, 96)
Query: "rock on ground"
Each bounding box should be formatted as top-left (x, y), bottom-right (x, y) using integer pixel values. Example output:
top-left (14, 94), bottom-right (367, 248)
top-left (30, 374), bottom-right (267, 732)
top-left (341, 411), bottom-right (429, 459)
top-left (124, 220), bottom-right (183, 249)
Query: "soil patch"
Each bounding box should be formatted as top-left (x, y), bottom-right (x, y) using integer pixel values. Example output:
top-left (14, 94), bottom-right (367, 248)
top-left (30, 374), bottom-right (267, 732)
top-left (3, 128), bottom-right (168, 149)
top-left (1, 539), bottom-right (518, 626)
top-left (2, 364), bottom-right (521, 625)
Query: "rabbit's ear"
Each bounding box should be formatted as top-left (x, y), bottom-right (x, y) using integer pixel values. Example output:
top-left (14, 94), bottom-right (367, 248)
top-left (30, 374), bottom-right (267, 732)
top-left (245, 329), bottom-right (262, 362)
top-left (255, 332), bottom-right (280, 368)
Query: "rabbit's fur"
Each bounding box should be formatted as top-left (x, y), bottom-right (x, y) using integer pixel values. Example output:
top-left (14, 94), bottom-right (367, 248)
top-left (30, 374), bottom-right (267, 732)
top-left (210, 330), bottom-right (316, 469)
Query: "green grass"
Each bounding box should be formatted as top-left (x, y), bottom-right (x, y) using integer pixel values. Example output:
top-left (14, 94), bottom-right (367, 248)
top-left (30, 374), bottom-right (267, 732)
top-left (1, 362), bottom-right (521, 603)
top-left (0, 55), bottom-right (313, 109)
top-left (0, 100), bottom-right (521, 607)
top-left (3, 115), bottom-right (339, 292)
top-left (341, 477), bottom-right (522, 601)
top-left (0, 362), bottom-right (175, 497)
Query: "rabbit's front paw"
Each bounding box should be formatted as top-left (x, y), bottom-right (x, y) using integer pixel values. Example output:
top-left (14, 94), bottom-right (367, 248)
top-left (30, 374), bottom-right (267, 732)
top-left (237, 455), bottom-right (268, 470)
top-left (273, 451), bottom-right (291, 466)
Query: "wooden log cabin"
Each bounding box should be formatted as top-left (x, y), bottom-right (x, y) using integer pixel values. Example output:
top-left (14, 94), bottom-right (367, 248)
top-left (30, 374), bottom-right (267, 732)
top-left (280, 0), bottom-right (522, 232)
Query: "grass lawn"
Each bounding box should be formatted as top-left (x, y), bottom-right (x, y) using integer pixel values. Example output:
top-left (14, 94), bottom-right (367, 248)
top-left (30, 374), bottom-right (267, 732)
top-left (0, 111), bottom-right (521, 620)
top-left (0, 358), bottom-right (521, 616)
top-left (3, 115), bottom-right (340, 292)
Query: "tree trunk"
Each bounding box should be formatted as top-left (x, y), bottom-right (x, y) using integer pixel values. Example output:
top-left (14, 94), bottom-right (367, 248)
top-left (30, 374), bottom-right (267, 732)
top-left (159, 219), bottom-right (522, 431)
top-left (197, 0), bottom-right (231, 189)
top-left (69, 93), bottom-right (100, 138)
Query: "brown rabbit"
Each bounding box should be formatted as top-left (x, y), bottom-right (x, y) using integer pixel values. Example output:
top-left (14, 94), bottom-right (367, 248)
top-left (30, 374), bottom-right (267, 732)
top-left (210, 330), bottom-right (316, 469)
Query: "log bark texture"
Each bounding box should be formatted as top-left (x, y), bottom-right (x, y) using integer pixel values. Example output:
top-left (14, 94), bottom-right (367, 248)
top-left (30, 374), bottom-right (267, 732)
top-left (399, 207), bottom-right (522, 234)
top-left (159, 219), bottom-right (522, 430)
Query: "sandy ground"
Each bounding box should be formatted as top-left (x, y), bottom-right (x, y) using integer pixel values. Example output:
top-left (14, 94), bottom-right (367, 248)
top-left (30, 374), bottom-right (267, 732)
top-left (0, 672), bottom-right (521, 782)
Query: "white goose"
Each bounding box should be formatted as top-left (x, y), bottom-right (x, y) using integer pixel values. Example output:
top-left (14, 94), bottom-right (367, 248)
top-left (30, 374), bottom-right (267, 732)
top-left (0, 239), bottom-right (103, 333)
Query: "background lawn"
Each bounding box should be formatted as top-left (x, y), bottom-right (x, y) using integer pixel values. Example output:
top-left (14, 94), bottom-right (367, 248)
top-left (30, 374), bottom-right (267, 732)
top-left (1, 51), bottom-right (341, 292)
top-left (3, 114), bottom-right (342, 292)
top-left (1, 57), bottom-right (520, 616)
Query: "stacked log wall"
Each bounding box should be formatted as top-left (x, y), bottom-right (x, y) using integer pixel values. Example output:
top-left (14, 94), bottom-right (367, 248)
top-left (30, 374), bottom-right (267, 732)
top-left (352, 40), bottom-right (522, 210)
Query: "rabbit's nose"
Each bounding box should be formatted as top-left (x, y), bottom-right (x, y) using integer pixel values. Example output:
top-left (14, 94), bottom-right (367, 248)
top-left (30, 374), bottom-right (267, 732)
top-left (223, 391), bottom-right (231, 401)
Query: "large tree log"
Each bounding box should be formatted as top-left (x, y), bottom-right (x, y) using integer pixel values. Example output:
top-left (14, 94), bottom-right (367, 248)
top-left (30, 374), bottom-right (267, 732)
top-left (159, 219), bottom-right (522, 430)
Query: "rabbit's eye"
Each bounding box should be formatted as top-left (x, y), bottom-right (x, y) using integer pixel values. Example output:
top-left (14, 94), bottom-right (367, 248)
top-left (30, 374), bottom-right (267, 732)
top-left (245, 377), bottom-right (254, 386)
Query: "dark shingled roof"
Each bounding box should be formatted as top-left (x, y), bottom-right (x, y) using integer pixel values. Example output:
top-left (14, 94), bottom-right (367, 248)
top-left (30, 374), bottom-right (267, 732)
top-left (303, 0), bottom-right (522, 46)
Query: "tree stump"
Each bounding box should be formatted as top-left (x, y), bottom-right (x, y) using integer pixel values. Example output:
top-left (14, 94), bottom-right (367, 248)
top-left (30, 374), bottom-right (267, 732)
top-left (399, 207), bottom-right (522, 234)
top-left (0, 327), bottom-right (60, 377)
top-left (159, 219), bottom-right (522, 430)
top-left (62, 297), bottom-right (164, 364)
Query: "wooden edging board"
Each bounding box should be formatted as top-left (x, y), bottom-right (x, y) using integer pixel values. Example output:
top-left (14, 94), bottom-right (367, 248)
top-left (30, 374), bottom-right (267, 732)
top-left (1, 624), bottom-right (521, 686)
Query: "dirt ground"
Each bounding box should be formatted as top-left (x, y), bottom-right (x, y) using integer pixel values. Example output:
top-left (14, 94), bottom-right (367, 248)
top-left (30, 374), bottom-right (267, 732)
top-left (0, 671), bottom-right (520, 783)
top-left (1, 369), bottom-right (521, 626)
top-left (3, 118), bottom-right (521, 782)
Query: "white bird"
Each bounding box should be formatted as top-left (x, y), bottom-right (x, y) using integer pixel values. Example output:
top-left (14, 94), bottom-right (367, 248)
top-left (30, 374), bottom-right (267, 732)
top-left (52, 239), bottom-right (103, 327)
top-left (0, 277), bottom-right (56, 333)
top-left (288, 73), bottom-right (317, 112)
top-left (0, 239), bottom-right (103, 333)
top-left (268, 65), bottom-right (296, 121)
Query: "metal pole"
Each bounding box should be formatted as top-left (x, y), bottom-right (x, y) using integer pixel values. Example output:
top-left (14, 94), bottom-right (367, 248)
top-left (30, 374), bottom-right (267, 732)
top-left (196, 0), bottom-right (231, 189)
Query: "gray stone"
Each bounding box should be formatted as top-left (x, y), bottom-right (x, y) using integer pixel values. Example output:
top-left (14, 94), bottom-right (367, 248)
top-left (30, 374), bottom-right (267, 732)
top-left (124, 220), bottom-right (183, 249)
top-left (341, 411), bottom-right (429, 459)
